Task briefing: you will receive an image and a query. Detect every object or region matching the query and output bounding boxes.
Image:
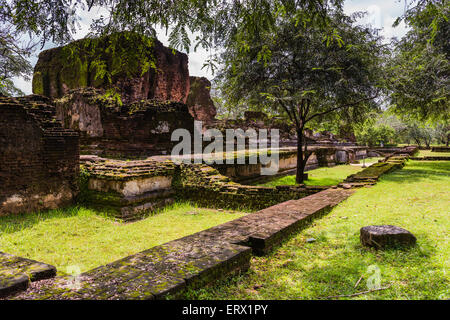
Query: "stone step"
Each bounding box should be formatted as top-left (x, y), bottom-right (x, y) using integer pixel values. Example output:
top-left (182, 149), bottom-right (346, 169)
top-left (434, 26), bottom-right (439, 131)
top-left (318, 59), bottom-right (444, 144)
top-left (0, 252), bottom-right (56, 298)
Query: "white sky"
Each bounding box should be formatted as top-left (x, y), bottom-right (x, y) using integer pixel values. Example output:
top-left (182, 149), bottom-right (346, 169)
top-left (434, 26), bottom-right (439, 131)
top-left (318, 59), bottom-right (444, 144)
top-left (12, 0), bottom-right (409, 95)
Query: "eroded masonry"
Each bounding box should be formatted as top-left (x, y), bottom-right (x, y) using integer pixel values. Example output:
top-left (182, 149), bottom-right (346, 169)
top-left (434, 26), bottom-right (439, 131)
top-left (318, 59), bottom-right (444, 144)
top-left (0, 32), bottom-right (420, 299)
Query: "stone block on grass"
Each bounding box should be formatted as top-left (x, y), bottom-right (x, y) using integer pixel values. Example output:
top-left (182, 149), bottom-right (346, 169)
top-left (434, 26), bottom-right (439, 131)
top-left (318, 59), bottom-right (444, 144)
top-left (360, 225), bottom-right (416, 249)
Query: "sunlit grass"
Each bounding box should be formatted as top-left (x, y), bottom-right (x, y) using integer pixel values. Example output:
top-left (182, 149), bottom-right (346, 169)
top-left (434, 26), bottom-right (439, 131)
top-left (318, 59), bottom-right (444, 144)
top-left (418, 149), bottom-right (450, 157)
top-left (0, 202), bottom-right (249, 274)
top-left (186, 161), bottom-right (450, 300)
top-left (260, 158), bottom-right (382, 187)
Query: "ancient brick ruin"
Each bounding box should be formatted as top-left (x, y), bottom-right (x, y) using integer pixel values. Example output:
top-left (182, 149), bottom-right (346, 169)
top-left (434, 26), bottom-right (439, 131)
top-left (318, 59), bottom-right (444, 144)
top-left (55, 88), bottom-right (194, 157)
top-left (0, 30), bottom-right (425, 300)
top-left (32, 33), bottom-right (190, 104)
top-left (0, 95), bottom-right (79, 215)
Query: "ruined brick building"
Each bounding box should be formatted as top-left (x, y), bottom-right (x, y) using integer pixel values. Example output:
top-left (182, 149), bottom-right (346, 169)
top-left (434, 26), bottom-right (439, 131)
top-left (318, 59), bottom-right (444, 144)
top-left (0, 95), bottom-right (79, 215)
top-left (31, 32), bottom-right (219, 158)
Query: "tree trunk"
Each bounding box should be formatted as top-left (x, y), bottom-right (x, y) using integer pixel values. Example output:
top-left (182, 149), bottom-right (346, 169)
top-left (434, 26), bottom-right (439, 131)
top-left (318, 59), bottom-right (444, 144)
top-left (413, 137), bottom-right (421, 147)
top-left (295, 127), bottom-right (307, 184)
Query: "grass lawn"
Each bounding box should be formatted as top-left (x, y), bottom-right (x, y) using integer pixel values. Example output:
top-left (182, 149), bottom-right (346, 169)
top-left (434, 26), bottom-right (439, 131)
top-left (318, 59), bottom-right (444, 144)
top-left (260, 157), bottom-right (382, 187)
top-left (185, 160), bottom-right (449, 300)
top-left (0, 202), bottom-right (248, 274)
top-left (418, 149), bottom-right (450, 157)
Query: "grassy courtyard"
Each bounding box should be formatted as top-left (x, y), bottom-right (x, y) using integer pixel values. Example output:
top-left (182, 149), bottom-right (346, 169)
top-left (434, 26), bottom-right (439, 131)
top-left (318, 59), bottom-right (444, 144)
top-left (260, 157), bottom-right (382, 187)
top-left (184, 160), bottom-right (450, 300)
top-left (0, 202), bottom-right (248, 274)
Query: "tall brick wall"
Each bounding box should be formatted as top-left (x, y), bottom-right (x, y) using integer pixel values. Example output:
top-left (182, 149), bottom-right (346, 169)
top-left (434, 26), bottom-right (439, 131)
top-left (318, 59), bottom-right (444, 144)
top-left (0, 95), bottom-right (79, 215)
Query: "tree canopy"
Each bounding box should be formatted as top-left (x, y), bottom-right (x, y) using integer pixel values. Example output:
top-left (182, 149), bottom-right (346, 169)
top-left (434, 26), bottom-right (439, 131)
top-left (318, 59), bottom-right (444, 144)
top-left (0, 0), bottom-right (342, 94)
top-left (386, 0), bottom-right (449, 122)
top-left (215, 8), bottom-right (385, 181)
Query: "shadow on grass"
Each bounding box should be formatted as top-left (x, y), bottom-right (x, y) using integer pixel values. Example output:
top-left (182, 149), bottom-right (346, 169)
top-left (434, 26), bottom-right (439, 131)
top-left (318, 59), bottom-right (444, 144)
top-left (0, 206), bottom-right (100, 234)
top-left (380, 160), bottom-right (450, 185)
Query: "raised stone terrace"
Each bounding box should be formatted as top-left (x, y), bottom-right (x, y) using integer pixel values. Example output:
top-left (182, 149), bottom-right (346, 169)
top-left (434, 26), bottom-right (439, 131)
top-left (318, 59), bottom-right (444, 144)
top-left (79, 154), bottom-right (327, 220)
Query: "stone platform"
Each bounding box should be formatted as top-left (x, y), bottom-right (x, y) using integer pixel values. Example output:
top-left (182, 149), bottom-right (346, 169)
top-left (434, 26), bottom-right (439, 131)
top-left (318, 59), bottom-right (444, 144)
top-left (80, 155), bottom-right (176, 221)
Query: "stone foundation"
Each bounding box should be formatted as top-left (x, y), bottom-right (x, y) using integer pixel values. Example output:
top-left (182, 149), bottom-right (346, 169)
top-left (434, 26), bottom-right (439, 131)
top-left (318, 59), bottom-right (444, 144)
top-left (80, 156), bottom-right (176, 221)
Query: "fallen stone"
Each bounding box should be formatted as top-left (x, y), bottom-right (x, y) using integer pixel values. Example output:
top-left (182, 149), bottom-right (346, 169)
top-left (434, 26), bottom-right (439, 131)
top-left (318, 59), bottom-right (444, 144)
top-left (306, 238), bottom-right (316, 243)
top-left (360, 225), bottom-right (416, 249)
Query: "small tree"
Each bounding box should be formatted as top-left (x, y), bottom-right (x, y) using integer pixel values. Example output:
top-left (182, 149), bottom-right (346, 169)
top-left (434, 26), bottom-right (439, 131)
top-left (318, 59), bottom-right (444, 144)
top-left (217, 10), bottom-right (384, 183)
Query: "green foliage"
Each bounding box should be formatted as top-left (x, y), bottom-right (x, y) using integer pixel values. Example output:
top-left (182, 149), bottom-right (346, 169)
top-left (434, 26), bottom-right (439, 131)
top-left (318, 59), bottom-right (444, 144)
top-left (386, 0), bottom-right (450, 122)
top-left (1, 1), bottom-right (341, 95)
top-left (0, 23), bottom-right (34, 95)
top-left (403, 120), bottom-right (437, 148)
top-left (355, 118), bottom-right (396, 147)
top-left (216, 8), bottom-right (384, 128)
top-left (352, 111), bottom-right (448, 147)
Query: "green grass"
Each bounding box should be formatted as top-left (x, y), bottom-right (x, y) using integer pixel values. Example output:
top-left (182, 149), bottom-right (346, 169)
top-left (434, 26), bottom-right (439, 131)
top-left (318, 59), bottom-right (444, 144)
top-left (185, 161), bottom-right (450, 300)
top-left (0, 202), bottom-right (248, 274)
top-left (260, 158), bottom-right (382, 187)
top-left (418, 149), bottom-right (450, 157)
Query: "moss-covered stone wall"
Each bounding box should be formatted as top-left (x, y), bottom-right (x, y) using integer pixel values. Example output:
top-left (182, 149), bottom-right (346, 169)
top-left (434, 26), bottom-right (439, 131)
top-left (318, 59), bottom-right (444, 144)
top-left (172, 163), bottom-right (325, 211)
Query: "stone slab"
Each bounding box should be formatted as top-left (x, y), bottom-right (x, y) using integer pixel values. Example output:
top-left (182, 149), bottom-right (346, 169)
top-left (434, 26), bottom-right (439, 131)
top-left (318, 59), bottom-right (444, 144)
top-left (360, 225), bottom-right (417, 248)
top-left (13, 239), bottom-right (251, 300)
top-left (0, 252), bottom-right (56, 298)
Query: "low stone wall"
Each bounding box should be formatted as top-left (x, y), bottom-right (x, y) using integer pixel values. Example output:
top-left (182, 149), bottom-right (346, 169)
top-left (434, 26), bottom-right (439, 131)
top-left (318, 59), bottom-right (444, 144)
top-left (410, 156), bottom-right (450, 161)
top-left (340, 154), bottom-right (411, 188)
top-left (173, 163), bottom-right (326, 211)
top-left (11, 188), bottom-right (353, 300)
top-left (210, 146), bottom-right (367, 183)
top-left (369, 145), bottom-right (419, 158)
top-left (431, 146), bottom-right (450, 153)
top-left (0, 95), bottom-right (79, 216)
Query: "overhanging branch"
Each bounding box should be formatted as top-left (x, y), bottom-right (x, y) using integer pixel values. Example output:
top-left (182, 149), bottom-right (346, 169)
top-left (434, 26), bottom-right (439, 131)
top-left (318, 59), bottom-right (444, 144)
top-left (306, 90), bottom-right (380, 123)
